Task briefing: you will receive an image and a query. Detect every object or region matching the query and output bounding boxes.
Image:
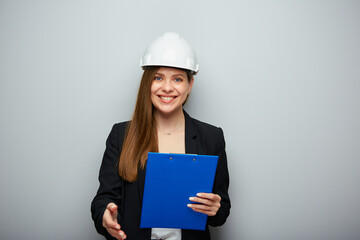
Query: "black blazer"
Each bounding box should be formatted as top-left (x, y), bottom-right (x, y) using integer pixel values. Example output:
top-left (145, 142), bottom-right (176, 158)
top-left (91, 111), bottom-right (231, 240)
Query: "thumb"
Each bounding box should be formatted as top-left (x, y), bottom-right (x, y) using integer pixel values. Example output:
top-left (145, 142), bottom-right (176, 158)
top-left (107, 203), bottom-right (118, 214)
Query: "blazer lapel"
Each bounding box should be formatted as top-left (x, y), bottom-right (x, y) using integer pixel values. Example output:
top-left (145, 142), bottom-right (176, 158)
top-left (184, 111), bottom-right (205, 155)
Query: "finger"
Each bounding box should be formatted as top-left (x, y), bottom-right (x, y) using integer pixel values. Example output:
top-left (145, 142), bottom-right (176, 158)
top-left (189, 196), bottom-right (221, 209)
top-left (106, 219), bottom-right (121, 230)
top-left (117, 230), bottom-right (127, 240)
top-left (187, 203), bottom-right (214, 212)
top-left (187, 202), bottom-right (220, 216)
top-left (190, 207), bottom-right (217, 216)
top-left (189, 197), bottom-right (215, 206)
top-left (107, 203), bottom-right (118, 213)
top-left (106, 228), bottom-right (120, 239)
top-left (196, 193), bottom-right (221, 202)
top-left (118, 230), bottom-right (127, 240)
top-left (107, 228), bottom-right (127, 240)
top-left (103, 210), bottom-right (120, 229)
top-left (188, 203), bottom-right (218, 216)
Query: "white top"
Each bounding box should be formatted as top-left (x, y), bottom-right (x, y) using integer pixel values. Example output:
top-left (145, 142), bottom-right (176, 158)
top-left (151, 228), bottom-right (181, 240)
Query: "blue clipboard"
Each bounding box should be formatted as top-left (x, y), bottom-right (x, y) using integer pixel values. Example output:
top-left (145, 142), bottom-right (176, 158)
top-left (140, 152), bottom-right (218, 230)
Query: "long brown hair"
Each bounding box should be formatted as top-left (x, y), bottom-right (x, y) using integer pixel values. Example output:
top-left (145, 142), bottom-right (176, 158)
top-left (118, 67), bottom-right (159, 182)
top-left (118, 67), bottom-right (193, 182)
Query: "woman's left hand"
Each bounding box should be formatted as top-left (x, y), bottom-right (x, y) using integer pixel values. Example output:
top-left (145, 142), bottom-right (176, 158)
top-left (187, 193), bottom-right (221, 216)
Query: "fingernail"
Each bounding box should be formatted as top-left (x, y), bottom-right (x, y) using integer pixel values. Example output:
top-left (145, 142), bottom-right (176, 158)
top-left (189, 197), bottom-right (194, 201)
top-left (119, 232), bottom-right (124, 237)
top-left (115, 225), bottom-right (120, 230)
top-left (197, 193), bottom-right (202, 197)
top-left (187, 204), bottom-right (192, 207)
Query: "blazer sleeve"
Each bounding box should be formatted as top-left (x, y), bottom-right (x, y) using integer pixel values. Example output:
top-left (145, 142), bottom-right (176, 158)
top-left (207, 127), bottom-right (231, 227)
top-left (91, 124), bottom-right (124, 239)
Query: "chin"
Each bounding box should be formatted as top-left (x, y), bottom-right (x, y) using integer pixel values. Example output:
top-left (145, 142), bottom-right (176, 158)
top-left (155, 107), bottom-right (182, 116)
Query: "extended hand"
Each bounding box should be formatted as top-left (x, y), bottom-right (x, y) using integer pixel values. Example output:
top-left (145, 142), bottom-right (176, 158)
top-left (102, 203), bottom-right (127, 240)
top-left (187, 193), bottom-right (221, 216)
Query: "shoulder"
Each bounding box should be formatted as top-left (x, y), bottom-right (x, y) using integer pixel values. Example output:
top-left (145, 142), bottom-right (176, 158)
top-left (185, 112), bottom-right (225, 148)
top-left (186, 114), bottom-right (226, 155)
top-left (106, 121), bottom-right (130, 145)
top-left (112, 121), bottom-right (130, 132)
top-left (189, 117), bottom-right (223, 136)
top-left (185, 111), bottom-right (223, 135)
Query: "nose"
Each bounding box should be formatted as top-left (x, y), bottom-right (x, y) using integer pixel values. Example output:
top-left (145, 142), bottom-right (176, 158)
top-left (161, 79), bottom-right (174, 92)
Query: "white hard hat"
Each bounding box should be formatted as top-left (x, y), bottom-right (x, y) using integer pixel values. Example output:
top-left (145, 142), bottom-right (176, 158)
top-left (140, 32), bottom-right (199, 74)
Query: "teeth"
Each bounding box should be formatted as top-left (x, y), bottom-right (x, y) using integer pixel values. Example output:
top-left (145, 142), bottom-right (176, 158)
top-left (160, 96), bottom-right (175, 100)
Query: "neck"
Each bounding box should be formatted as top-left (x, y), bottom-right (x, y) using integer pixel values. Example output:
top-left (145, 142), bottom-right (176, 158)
top-left (154, 109), bottom-right (185, 134)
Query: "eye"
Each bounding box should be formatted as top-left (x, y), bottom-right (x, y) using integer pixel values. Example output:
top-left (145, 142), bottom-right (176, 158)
top-left (174, 77), bottom-right (183, 82)
top-left (154, 76), bottom-right (162, 81)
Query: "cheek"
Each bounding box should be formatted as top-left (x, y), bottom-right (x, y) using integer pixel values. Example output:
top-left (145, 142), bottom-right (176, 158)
top-left (181, 86), bottom-right (192, 96)
top-left (150, 86), bottom-right (162, 106)
top-left (150, 83), bottom-right (158, 96)
top-left (151, 81), bottom-right (162, 93)
top-left (150, 90), bottom-right (157, 104)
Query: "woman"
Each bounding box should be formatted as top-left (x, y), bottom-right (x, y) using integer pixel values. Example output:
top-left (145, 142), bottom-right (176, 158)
top-left (91, 32), bottom-right (230, 240)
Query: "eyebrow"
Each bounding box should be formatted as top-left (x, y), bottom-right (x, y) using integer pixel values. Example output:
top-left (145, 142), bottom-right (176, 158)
top-left (155, 73), bottom-right (186, 77)
top-left (155, 73), bottom-right (165, 76)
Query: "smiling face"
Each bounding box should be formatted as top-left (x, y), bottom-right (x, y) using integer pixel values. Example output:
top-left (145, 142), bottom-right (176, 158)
top-left (151, 67), bottom-right (194, 116)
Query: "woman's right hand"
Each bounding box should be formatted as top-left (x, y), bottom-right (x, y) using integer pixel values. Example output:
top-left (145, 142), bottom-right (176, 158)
top-left (102, 203), bottom-right (127, 240)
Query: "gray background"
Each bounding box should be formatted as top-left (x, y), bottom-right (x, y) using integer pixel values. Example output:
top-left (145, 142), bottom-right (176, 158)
top-left (1, 0), bottom-right (359, 239)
